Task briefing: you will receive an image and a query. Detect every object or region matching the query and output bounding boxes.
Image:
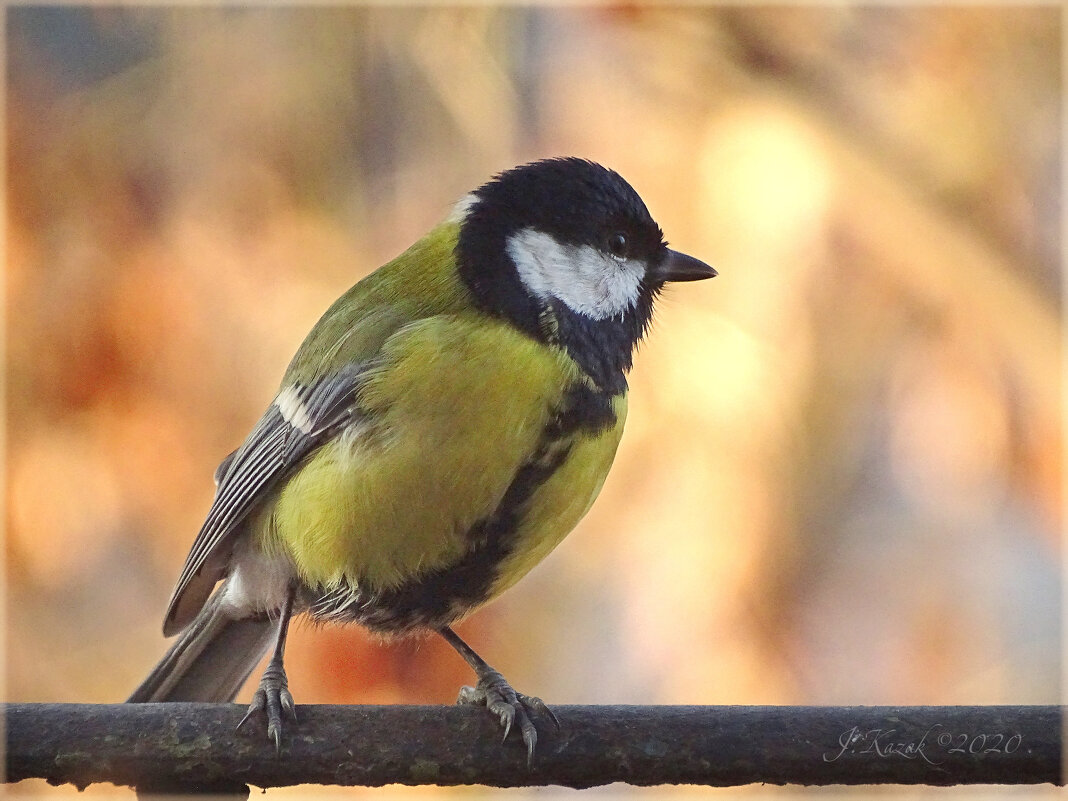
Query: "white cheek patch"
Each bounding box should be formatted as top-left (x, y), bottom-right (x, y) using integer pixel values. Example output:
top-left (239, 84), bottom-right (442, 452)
top-left (506, 228), bottom-right (645, 320)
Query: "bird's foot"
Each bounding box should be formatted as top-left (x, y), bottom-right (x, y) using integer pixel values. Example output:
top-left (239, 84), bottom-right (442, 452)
top-left (457, 668), bottom-right (559, 765)
top-left (237, 653), bottom-right (297, 752)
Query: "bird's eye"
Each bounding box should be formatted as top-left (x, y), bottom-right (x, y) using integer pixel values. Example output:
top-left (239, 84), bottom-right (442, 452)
top-left (607, 233), bottom-right (628, 259)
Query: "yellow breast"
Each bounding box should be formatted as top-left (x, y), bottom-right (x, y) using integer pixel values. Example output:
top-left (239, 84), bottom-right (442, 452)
top-left (259, 313), bottom-right (625, 604)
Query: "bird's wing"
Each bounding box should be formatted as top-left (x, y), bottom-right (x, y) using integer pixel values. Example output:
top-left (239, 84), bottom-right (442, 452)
top-left (163, 363), bottom-right (367, 634)
top-left (160, 219), bottom-right (471, 635)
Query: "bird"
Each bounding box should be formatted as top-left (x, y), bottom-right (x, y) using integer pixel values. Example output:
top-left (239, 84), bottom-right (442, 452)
top-left (128, 157), bottom-right (716, 761)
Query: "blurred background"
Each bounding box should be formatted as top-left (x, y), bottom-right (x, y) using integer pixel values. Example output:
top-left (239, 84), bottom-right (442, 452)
top-left (6, 6), bottom-right (1061, 799)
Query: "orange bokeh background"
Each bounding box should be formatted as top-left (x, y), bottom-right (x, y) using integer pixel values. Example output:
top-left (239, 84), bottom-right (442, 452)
top-left (6, 7), bottom-right (1061, 799)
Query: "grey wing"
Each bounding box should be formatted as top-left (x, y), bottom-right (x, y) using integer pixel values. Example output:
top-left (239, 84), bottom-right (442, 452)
top-left (163, 365), bottom-right (366, 635)
top-left (213, 449), bottom-right (237, 487)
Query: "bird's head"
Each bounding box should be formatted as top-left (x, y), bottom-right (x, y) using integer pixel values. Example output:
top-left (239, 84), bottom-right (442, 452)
top-left (455, 158), bottom-right (715, 392)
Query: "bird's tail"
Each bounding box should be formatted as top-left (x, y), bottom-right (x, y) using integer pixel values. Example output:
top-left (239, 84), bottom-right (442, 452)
top-left (128, 589), bottom-right (277, 703)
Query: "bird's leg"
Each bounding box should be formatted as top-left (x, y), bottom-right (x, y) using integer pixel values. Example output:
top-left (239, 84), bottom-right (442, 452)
top-left (438, 626), bottom-right (559, 765)
top-left (238, 585), bottom-right (298, 752)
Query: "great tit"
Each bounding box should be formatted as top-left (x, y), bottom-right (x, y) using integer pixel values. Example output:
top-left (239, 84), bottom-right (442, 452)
top-left (128, 158), bottom-right (716, 760)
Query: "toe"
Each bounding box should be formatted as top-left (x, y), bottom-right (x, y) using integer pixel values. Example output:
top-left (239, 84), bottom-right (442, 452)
top-left (520, 694), bottom-right (560, 730)
top-left (235, 657), bottom-right (296, 750)
top-left (456, 685), bottom-right (482, 706)
top-left (488, 701), bottom-right (515, 741)
top-left (516, 708), bottom-right (538, 766)
top-left (268, 719), bottom-right (283, 754)
top-left (237, 689), bottom-right (266, 732)
top-left (281, 689), bottom-right (298, 722)
top-left (455, 673), bottom-right (555, 764)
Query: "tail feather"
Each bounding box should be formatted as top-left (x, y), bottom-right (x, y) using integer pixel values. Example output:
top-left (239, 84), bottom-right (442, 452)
top-left (128, 591), bottom-right (277, 703)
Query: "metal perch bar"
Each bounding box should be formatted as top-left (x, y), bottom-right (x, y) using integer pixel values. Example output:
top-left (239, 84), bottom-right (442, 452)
top-left (4, 703), bottom-right (1062, 792)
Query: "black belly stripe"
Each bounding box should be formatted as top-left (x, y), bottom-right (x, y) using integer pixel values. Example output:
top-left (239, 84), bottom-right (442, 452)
top-left (309, 380), bottom-right (619, 633)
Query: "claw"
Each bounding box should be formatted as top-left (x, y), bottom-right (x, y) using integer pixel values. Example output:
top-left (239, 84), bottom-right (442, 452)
top-left (236, 688), bottom-right (265, 732)
top-left (517, 709), bottom-right (538, 767)
top-left (490, 697), bottom-right (515, 736)
top-left (440, 627), bottom-right (556, 766)
top-left (281, 688), bottom-right (298, 723)
top-left (237, 654), bottom-right (294, 753)
top-left (523, 731), bottom-right (536, 767)
top-left (456, 670), bottom-right (555, 766)
top-left (519, 693), bottom-right (560, 730)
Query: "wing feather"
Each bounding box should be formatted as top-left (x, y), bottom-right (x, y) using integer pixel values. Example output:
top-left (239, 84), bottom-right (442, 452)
top-left (163, 365), bottom-right (366, 634)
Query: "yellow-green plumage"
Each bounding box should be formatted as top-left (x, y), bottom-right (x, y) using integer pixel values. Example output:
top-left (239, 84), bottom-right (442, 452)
top-left (487, 392), bottom-right (626, 598)
top-left (287, 222), bottom-right (472, 380)
top-left (257, 219), bottom-right (626, 622)
top-left (266, 315), bottom-right (625, 595)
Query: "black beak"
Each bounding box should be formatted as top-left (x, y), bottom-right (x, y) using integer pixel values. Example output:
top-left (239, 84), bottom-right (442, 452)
top-left (652, 248), bottom-right (717, 282)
